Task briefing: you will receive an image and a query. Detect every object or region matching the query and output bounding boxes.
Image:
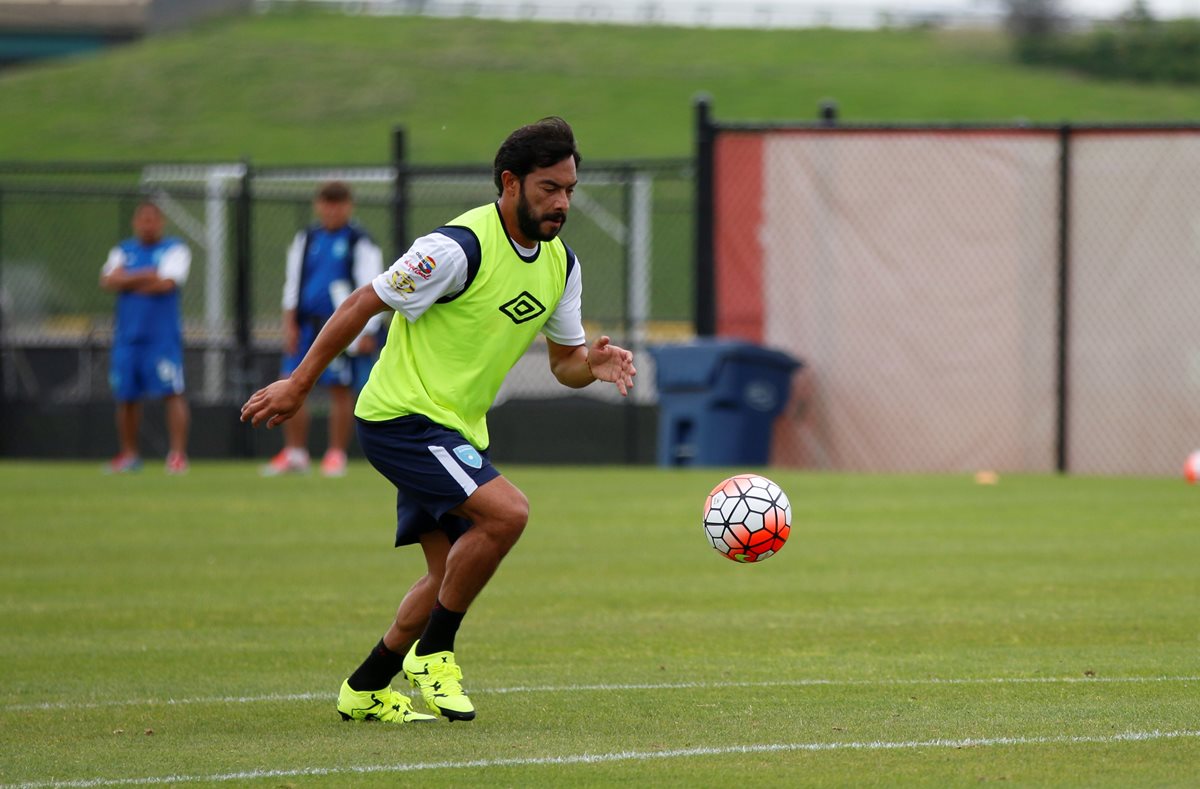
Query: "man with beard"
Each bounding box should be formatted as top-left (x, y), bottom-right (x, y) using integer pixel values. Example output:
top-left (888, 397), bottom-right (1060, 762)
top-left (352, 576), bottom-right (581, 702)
top-left (241, 117), bottom-right (636, 724)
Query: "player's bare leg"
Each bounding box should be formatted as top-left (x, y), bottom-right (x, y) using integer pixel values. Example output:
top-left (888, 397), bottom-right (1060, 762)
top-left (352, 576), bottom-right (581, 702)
top-left (116, 401), bottom-right (140, 458)
top-left (163, 394), bottom-right (190, 473)
top-left (262, 402), bottom-right (311, 475)
top-left (337, 530), bottom-right (449, 725)
top-left (439, 476), bottom-right (529, 611)
top-left (336, 565), bottom-right (439, 724)
top-left (164, 395), bottom-right (189, 454)
top-left (383, 530), bottom-right (450, 654)
top-left (327, 385), bottom-right (352, 453)
top-left (322, 385), bottom-right (352, 476)
top-left (283, 401), bottom-right (310, 453)
top-left (403, 476), bottom-right (529, 720)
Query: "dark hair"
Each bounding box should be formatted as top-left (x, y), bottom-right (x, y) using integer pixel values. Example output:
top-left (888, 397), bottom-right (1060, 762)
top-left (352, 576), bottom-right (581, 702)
top-left (316, 180), bottom-right (353, 203)
top-left (493, 117), bottom-right (581, 195)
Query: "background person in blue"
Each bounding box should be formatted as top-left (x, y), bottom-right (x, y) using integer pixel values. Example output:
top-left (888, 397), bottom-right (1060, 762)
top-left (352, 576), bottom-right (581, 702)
top-left (263, 181), bottom-right (384, 477)
top-left (99, 200), bottom-right (191, 474)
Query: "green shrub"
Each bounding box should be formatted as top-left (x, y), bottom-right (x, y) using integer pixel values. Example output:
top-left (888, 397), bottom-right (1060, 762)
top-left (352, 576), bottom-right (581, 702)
top-left (1015, 16), bottom-right (1200, 85)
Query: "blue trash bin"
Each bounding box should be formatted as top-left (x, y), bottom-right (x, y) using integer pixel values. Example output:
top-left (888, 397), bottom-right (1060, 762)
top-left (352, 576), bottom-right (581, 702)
top-left (650, 339), bottom-right (802, 467)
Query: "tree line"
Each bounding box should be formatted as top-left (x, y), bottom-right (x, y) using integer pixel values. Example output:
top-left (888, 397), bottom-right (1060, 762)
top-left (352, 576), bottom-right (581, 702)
top-left (1006, 0), bottom-right (1200, 84)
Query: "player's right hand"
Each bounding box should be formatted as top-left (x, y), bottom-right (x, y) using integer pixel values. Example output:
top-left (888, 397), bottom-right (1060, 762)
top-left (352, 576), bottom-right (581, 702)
top-left (240, 378), bottom-right (305, 428)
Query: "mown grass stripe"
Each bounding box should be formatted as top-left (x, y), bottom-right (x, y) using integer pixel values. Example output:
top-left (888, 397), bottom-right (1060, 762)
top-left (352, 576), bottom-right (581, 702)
top-left (5, 675), bottom-right (1197, 712)
top-left (4, 729), bottom-right (1197, 789)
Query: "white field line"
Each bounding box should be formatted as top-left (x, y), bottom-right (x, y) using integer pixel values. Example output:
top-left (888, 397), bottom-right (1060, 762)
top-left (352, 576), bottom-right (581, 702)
top-left (3, 729), bottom-right (1199, 789)
top-left (4, 675), bottom-right (1198, 713)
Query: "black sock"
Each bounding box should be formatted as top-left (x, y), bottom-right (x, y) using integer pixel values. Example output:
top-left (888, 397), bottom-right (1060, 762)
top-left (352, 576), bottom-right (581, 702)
top-left (416, 600), bottom-right (466, 656)
top-left (346, 639), bottom-right (406, 692)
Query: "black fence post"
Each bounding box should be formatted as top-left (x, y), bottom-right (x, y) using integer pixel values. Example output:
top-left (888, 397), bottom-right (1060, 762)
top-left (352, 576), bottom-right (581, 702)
top-left (392, 126), bottom-right (408, 259)
top-left (234, 158), bottom-right (254, 456)
top-left (1055, 125), bottom-right (1073, 474)
top-left (819, 99), bottom-right (839, 126)
top-left (694, 94), bottom-right (717, 337)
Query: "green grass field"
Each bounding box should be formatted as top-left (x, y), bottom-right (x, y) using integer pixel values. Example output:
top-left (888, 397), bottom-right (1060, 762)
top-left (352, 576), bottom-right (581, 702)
top-left (1, 462), bottom-right (1197, 787)
top-left (4, 9), bottom-right (1200, 164)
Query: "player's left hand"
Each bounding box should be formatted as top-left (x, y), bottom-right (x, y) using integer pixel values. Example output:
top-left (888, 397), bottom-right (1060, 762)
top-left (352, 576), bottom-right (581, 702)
top-left (588, 336), bottom-right (636, 397)
top-left (240, 378), bottom-right (308, 428)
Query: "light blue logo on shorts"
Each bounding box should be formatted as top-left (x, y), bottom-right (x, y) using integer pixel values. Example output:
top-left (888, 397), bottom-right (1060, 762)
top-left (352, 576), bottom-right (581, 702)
top-left (453, 445), bottom-right (482, 469)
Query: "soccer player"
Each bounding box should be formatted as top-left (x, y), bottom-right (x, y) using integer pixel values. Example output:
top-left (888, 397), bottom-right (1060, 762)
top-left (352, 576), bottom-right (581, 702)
top-left (241, 117), bottom-right (635, 724)
top-left (99, 201), bottom-right (191, 474)
top-left (261, 181), bottom-right (385, 478)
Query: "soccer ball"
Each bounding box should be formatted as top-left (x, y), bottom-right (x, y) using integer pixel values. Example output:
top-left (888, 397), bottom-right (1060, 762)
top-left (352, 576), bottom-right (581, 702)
top-left (703, 474), bottom-right (792, 563)
top-left (1185, 450), bottom-right (1200, 484)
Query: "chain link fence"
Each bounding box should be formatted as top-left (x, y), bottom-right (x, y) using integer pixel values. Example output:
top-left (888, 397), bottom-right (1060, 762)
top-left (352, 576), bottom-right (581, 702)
top-left (1066, 130), bottom-right (1200, 475)
top-left (697, 104), bottom-right (1200, 475)
top-left (0, 157), bottom-right (693, 459)
top-left (9, 118), bottom-right (1198, 473)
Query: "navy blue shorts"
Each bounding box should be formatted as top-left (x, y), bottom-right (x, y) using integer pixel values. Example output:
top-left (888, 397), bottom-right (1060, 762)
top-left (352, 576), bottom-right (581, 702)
top-left (283, 319), bottom-right (374, 390)
top-left (109, 342), bottom-right (185, 403)
top-left (356, 415), bottom-right (500, 547)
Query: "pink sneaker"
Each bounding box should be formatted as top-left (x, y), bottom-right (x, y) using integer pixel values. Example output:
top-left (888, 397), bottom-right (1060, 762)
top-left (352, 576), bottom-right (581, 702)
top-left (165, 452), bottom-right (189, 475)
top-left (106, 453), bottom-right (142, 474)
top-left (321, 449), bottom-right (348, 478)
top-left (260, 447), bottom-right (310, 477)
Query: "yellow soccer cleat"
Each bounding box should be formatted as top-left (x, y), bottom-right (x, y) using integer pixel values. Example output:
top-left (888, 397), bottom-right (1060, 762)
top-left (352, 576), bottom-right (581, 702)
top-left (336, 679), bottom-right (437, 723)
top-left (402, 642), bottom-right (476, 721)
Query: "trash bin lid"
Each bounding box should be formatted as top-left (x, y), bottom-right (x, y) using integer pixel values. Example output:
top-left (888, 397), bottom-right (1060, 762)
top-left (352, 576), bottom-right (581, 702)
top-left (649, 339), bottom-right (801, 391)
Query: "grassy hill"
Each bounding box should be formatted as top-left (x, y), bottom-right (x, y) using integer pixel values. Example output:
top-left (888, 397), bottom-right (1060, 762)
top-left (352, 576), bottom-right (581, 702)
top-left (3, 7), bottom-right (1200, 164)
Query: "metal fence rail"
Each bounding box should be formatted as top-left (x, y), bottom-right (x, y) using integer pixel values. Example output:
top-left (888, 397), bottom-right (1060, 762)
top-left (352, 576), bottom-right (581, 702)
top-left (11, 109), bottom-right (1198, 474)
top-left (254, 0), bottom-right (1010, 30)
top-left (0, 151), bottom-right (692, 460)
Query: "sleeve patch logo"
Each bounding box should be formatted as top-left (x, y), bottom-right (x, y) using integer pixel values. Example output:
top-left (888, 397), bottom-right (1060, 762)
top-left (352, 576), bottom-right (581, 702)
top-left (388, 270), bottom-right (416, 298)
top-left (405, 253), bottom-right (437, 280)
top-left (498, 291), bottom-right (546, 324)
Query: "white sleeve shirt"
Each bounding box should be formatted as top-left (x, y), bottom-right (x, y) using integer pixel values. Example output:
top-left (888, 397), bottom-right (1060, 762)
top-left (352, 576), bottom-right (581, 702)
top-left (157, 244), bottom-right (191, 286)
top-left (352, 235), bottom-right (386, 336)
top-left (281, 231), bottom-right (305, 312)
top-left (372, 231), bottom-right (472, 321)
top-left (100, 243), bottom-right (190, 286)
top-left (543, 260), bottom-right (586, 347)
top-left (372, 231), bottom-right (587, 347)
top-left (101, 247), bottom-right (126, 277)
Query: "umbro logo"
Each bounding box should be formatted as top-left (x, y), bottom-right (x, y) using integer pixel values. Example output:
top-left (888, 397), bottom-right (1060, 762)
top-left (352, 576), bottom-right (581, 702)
top-left (498, 291), bottom-right (546, 324)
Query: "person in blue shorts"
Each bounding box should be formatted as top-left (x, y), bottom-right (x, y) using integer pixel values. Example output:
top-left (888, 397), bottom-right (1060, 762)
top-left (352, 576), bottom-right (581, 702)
top-left (99, 201), bottom-right (191, 474)
top-left (262, 181), bottom-right (385, 478)
top-left (242, 118), bottom-right (636, 725)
